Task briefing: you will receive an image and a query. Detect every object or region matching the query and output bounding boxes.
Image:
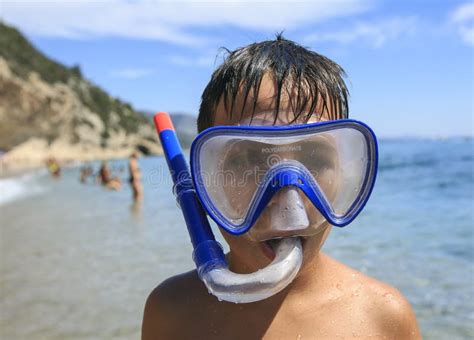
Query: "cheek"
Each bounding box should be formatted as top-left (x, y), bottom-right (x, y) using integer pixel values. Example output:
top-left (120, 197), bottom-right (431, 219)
top-left (303, 223), bottom-right (332, 254)
top-left (221, 231), bottom-right (272, 266)
top-left (221, 229), bottom-right (268, 254)
top-left (303, 196), bottom-right (326, 226)
top-left (221, 232), bottom-right (239, 248)
top-left (247, 211), bottom-right (270, 238)
top-left (220, 230), bottom-right (254, 253)
top-left (318, 224), bottom-right (332, 244)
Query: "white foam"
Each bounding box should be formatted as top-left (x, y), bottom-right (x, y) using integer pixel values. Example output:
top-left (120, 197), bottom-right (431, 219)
top-left (0, 170), bottom-right (47, 206)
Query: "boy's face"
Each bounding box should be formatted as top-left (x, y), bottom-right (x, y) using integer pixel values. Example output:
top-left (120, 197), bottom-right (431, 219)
top-left (211, 73), bottom-right (333, 272)
top-left (209, 74), bottom-right (331, 272)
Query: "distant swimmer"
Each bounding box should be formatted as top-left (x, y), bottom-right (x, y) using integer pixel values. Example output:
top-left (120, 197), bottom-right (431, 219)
top-left (79, 165), bottom-right (93, 183)
top-left (45, 157), bottom-right (61, 178)
top-left (98, 161), bottom-right (121, 190)
top-left (128, 151), bottom-right (143, 200)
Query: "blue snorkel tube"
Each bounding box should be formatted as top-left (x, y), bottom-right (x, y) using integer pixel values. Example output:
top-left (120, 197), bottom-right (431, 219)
top-left (154, 112), bottom-right (303, 303)
top-left (153, 112), bottom-right (227, 275)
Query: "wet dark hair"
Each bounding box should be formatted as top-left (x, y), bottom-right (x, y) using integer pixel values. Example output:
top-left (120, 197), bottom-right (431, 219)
top-left (198, 34), bottom-right (349, 132)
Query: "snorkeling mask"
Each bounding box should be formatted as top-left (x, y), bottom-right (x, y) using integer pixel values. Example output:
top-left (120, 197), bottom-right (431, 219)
top-left (192, 120), bottom-right (377, 241)
top-left (154, 112), bottom-right (378, 303)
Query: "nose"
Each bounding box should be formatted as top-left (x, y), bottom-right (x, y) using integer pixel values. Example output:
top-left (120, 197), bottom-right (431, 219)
top-left (269, 186), bottom-right (310, 232)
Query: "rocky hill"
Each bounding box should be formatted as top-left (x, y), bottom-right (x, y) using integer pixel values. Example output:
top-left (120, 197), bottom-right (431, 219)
top-left (0, 22), bottom-right (167, 172)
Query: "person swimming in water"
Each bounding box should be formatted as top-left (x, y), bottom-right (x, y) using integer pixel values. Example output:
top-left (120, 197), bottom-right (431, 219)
top-left (128, 151), bottom-right (143, 201)
top-left (142, 36), bottom-right (421, 339)
top-left (98, 161), bottom-right (122, 190)
top-left (79, 165), bottom-right (93, 183)
top-left (45, 157), bottom-right (61, 178)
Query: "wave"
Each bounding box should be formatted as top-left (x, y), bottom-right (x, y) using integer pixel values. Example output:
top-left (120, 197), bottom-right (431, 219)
top-left (379, 158), bottom-right (439, 171)
top-left (0, 170), bottom-right (48, 206)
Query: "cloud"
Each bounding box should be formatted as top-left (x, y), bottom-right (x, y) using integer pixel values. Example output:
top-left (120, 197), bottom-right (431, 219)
top-left (304, 16), bottom-right (417, 48)
top-left (450, 2), bottom-right (474, 23)
top-left (110, 68), bottom-right (155, 79)
top-left (168, 55), bottom-right (218, 67)
top-left (449, 2), bottom-right (474, 45)
top-left (1, 0), bottom-right (371, 46)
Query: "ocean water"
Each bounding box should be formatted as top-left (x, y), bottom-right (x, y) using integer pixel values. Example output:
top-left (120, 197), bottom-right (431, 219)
top-left (0, 138), bottom-right (473, 339)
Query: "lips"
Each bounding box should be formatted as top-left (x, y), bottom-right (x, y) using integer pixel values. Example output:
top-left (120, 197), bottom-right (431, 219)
top-left (260, 237), bottom-right (304, 260)
top-left (260, 240), bottom-right (276, 260)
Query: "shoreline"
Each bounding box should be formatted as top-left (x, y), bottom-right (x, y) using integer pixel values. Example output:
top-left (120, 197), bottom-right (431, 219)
top-left (0, 163), bottom-right (44, 179)
top-left (0, 136), bottom-right (164, 178)
top-left (0, 149), bottom-right (163, 179)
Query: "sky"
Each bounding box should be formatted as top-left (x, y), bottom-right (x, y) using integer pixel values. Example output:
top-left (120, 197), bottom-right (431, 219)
top-left (1, 0), bottom-right (473, 137)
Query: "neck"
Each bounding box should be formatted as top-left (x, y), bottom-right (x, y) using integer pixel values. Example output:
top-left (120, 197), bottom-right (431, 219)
top-left (288, 251), bottom-right (328, 293)
top-left (286, 228), bottom-right (333, 293)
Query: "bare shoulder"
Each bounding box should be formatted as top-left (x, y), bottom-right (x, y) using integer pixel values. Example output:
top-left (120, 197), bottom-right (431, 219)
top-left (325, 255), bottom-right (421, 339)
top-left (365, 277), bottom-right (421, 339)
top-left (141, 270), bottom-right (210, 340)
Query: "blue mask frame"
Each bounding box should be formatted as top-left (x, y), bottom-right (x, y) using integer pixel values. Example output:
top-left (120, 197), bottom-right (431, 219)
top-left (190, 119), bottom-right (378, 235)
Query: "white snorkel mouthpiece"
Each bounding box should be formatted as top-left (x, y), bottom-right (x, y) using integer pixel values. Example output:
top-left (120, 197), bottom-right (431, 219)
top-left (198, 237), bottom-right (303, 304)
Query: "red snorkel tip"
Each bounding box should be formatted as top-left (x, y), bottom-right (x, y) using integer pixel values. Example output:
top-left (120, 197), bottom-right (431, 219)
top-left (153, 112), bottom-right (175, 133)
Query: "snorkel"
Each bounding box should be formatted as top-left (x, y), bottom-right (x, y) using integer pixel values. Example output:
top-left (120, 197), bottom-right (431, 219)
top-left (154, 112), bottom-right (303, 303)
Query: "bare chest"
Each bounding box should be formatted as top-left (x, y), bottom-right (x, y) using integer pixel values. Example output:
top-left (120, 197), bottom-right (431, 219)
top-left (178, 298), bottom-right (382, 340)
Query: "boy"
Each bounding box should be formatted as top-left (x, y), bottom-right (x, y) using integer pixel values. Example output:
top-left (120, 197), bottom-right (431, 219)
top-left (142, 36), bottom-right (421, 339)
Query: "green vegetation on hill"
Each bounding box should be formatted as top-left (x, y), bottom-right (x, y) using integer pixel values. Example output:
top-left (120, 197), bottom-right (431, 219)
top-left (0, 22), bottom-right (150, 142)
top-left (0, 22), bottom-right (81, 83)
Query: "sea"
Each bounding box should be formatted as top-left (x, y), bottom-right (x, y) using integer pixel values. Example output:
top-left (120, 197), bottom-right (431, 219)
top-left (0, 138), bottom-right (473, 339)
